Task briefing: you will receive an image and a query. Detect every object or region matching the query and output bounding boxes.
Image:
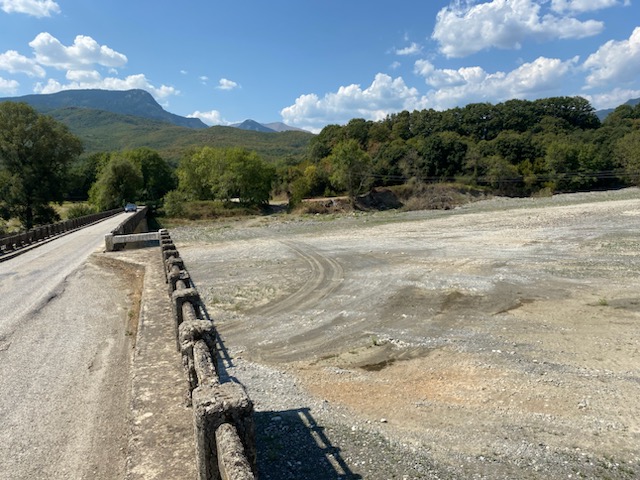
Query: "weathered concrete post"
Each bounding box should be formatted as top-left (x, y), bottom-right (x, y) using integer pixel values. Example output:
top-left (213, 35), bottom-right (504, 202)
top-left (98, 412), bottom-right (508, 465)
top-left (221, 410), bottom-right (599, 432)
top-left (192, 382), bottom-right (256, 480)
top-left (104, 233), bottom-right (115, 252)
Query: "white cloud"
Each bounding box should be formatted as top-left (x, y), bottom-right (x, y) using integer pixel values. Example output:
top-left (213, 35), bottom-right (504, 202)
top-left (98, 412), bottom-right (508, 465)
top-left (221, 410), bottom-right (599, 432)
top-left (29, 33), bottom-right (127, 70)
top-left (0, 50), bottom-right (45, 77)
top-left (583, 87), bottom-right (640, 110)
top-left (395, 42), bottom-right (422, 56)
top-left (34, 72), bottom-right (178, 100)
top-left (0, 76), bottom-right (19, 94)
top-left (217, 78), bottom-right (239, 90)
top-left (188, 110), bottom-right (229, 126)
top-left (551, 0), bottom-right (623, 13)
top-left (281, 73), bottom-right (425, 132)
top-left (583, 27), bottom-right (640, 88)
top-left (432, 0), bottom-right (603, 57)
top-left (0, 0), bottom-right (59, 17)
top-left (414, 56), bottom-right (578, 109)
top-left (65, 69), bottom-right (101, 83)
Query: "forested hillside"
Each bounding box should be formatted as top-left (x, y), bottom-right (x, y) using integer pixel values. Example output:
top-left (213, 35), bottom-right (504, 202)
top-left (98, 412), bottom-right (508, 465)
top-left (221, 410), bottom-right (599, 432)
top-left (48, 106), bottom-right (313, 164)
top-left (283, 96), bottom-right (640, 201)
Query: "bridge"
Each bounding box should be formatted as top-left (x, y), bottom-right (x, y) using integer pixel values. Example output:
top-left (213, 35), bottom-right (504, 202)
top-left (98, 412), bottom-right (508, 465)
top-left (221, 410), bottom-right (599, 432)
top-left (0, 209), bottom-right (255, 480)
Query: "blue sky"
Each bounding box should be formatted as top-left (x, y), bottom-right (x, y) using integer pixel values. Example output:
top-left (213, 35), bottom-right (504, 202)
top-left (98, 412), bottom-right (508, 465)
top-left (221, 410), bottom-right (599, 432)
top-left (1, 0), bottom-right (639, 132)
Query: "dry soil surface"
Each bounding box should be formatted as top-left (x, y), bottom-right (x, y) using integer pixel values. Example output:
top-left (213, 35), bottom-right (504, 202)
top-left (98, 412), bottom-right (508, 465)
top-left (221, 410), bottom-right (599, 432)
top-left (172, 189), bottom-right (640, 479)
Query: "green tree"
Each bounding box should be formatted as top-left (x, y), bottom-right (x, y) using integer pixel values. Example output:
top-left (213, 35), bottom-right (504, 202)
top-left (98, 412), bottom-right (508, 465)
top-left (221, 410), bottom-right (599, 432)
top-left (0, 102), bottom-right (83, 229)
top-left (89, 155), bottom-right (143, 210)
top-left (328, 139), bottom-right (373, 200)
top-left (225, 148), bottom-right (275, 205)
top-left (481, 155), bottom-right (520, 196)
top-left (66, 152), bottom-right (110, 201)
top-left (176, 146), bottom-right (275, 205)
top-left (176, 146), bottom-right (218, 200)
top-left (614, 130), bottom-right (640, 184)
top-left (122, 147), bottom-right (176, 202)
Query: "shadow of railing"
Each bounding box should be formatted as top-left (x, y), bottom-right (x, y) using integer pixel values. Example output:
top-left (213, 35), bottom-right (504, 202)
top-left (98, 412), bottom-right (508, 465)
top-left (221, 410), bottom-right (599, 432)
top-left (187, 276), bottom-right (235, 380)
top-left (186, 273), bottom-right (358, 478)
top-left (255, 408), bottom-right (361, 480)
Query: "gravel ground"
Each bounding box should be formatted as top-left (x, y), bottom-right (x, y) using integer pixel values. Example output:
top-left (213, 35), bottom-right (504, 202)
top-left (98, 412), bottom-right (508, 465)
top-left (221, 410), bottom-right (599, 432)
top-left (171, 188), bottom-right (640, 479)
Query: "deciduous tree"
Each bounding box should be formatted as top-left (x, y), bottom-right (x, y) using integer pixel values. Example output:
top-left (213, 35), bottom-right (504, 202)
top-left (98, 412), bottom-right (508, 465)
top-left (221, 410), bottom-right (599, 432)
top-left (89, 155), bottom-right (143, 210)
top-left (0, 102), bottom-right (82, 229)
top-left (328, 139), bottom-right (373, 200)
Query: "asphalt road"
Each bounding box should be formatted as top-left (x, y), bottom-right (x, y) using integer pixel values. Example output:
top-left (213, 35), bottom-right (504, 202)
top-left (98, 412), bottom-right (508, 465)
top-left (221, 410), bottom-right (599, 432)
top-left (0, 213), bottom-right (135, 480)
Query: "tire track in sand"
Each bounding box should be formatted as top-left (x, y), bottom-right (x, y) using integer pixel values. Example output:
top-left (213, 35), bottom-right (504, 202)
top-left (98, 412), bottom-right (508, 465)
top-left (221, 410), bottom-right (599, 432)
top-left (250, 240), bottom-right (344, 317)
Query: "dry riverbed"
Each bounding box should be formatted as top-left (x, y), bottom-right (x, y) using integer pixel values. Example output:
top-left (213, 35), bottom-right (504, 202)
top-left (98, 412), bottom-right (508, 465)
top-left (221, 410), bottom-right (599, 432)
top-left (171, 189), bottom-right (640, 479)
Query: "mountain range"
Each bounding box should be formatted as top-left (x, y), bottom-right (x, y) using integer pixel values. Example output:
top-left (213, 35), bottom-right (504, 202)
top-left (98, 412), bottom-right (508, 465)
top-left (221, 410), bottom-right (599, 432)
top-left (0, 89), bottom-right (314, 163)
top-left (594, 97), bottom-right (640, 121)
top-left (1, 88), bottom-right (636, 133)
top-left (0, 89), bottom-right (308, 133)
top-left (231, 119), bottom-right (309, 133)
top-left (0, 89), bottom-right (209, 129)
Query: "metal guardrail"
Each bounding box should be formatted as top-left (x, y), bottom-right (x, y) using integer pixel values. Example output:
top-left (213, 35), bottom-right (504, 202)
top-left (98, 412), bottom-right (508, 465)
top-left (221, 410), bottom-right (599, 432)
top-left (0, 208), bottom-right (122, 259)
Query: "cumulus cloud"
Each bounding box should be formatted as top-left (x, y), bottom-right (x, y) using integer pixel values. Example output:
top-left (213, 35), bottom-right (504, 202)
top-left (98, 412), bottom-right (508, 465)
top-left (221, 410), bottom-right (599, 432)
top-left (584, 87), bottom-right (640, 110)
top-left (583, 27), bottom-right (640, 88)
top-left (281, 73), bottom-right (425, 132)
top-left (217, 78), bottom-right (239, 90)
top-left (432, 0), bottom-right (603, 57)
top-left (551, 0), bottom-right (623, 13)
top-left (414, 56), bottom-right (578, 109)
top-left (0, 0), bottom-right (59, 17)
top-left (395, 42), bottom-right (422, 56)
top-left (34, 72), bottom-right (178, 100)
top-left (0, 50), bottom-right (45, 77)
top-left (188, 110), bottom-right (230, 126)
top-left (0, 76), bottom-right (19, 94)
top-left (29, 33), bottom-right (127, 70)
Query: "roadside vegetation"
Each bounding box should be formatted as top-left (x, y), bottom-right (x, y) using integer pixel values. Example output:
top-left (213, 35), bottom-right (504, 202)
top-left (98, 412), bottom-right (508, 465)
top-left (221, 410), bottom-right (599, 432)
top-left (2, 96), bottom-right (640, 233)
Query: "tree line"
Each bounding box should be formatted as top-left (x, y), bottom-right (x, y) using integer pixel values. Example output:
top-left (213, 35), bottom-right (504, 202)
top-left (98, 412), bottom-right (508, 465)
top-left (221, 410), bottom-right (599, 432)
top-left (284, 96), bottom-right (640, 202)
top-left (2, 97), bottom-right (640, 230)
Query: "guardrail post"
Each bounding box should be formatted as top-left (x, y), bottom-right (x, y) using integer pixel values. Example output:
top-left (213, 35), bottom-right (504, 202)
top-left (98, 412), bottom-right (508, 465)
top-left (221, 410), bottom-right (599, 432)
top-left (168, 269), bottom-right (191, 294)
top-left (104, 234), bottom-right (115, 252)
top-left (192, 382), bottom-right (256, 480)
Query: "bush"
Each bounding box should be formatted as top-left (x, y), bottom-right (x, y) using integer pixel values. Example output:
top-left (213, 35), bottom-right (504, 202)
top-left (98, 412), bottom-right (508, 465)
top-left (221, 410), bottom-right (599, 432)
top-left (161, 193), bottom-right (261, 220)
top-left (162, 190), bottom-right (188, 217)
top-left (66, 203), bottom-right (98, 219)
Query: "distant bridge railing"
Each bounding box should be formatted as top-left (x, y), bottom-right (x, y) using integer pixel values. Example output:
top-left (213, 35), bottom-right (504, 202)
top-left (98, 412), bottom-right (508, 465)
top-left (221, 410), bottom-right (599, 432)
top-left (104, 206), bottom-right (154, 251)
top-left (0, 207), bottom-right (122, 261)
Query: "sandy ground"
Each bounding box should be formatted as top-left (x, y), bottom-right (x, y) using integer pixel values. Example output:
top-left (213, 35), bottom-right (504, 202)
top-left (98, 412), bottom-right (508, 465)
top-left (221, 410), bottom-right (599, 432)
top-left (172, 189), bottom-right (640, 479)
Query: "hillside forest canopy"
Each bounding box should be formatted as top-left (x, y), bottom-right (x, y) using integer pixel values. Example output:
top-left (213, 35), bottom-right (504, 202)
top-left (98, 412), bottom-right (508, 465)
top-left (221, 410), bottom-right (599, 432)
top-left (2, 96), bottom-right (640, 230)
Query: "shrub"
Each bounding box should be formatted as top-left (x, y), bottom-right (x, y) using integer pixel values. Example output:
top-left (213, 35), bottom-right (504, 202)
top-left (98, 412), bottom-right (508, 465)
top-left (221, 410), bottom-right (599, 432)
top-left (162, 190), bottom-right (188, 217)
top-left (66, 203), bottom-right (98, 219)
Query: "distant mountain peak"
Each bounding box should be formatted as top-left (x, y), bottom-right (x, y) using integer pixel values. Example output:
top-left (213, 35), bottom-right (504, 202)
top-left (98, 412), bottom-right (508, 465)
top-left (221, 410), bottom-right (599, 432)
top-left (0, 88), bottom-right (208, 129)
top-left (231, 119), bottom-right (310, 134)
top-left (234, 119), bottom-right (277, 133)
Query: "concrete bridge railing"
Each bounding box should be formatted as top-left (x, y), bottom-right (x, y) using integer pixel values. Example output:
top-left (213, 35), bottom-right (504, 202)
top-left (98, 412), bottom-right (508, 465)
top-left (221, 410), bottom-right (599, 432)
top-left (0, 207), bottom-right (122, 260)
top-left (104, 206), bottom-right (156, 251)
top-left (160, 229), bottom-right (257, 480)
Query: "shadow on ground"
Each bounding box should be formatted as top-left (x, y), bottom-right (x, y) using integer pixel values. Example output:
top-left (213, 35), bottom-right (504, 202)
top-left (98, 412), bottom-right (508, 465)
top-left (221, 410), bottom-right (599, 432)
top-left (255, 408), bottom-right (361, 480)
top-left (213, 326), bottom-right (360, 479)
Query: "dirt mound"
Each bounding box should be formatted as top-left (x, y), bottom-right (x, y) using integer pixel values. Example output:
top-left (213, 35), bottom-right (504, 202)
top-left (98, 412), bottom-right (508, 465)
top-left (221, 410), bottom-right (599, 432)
top-left (355, 188), bottom-right (404, 210)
